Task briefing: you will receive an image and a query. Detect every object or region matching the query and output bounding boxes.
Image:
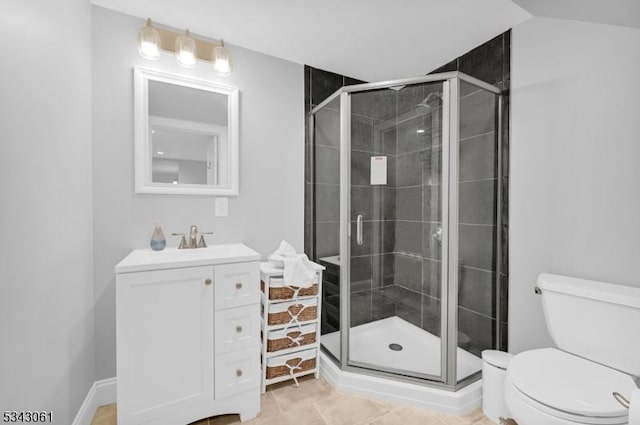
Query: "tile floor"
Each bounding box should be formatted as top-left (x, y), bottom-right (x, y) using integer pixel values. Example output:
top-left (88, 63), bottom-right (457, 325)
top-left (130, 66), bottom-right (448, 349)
top-left (91, 376), bottom-right (493, 425)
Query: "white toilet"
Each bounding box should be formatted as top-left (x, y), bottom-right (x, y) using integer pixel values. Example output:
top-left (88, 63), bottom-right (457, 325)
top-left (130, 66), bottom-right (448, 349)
top-left (505, 273), bottom-right (640, 425)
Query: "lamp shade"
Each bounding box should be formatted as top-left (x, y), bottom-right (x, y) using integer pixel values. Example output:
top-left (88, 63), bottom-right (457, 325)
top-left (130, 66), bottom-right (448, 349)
top-left (212, 40), bottom-right (232, 76)
top-left (138, 18), bottom-right (161, 60)
top-left (176, 29), bottom-right (197, 68)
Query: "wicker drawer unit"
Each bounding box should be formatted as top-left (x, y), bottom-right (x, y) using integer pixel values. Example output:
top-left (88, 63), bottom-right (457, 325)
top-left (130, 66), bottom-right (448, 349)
top-left (259, 261), bottom-right (324, 393)
top-left (260, 277), bottom-right (319, 301)
top-left (265, 348), bottom-right (317, 380)
top-left (265, 323), bottom-right (317, 353)
top-left (264, 298), bottom-right (318, 326)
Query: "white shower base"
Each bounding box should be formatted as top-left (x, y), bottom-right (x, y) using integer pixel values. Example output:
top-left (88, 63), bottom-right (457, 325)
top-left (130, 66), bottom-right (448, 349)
top-left (322, 316), bottom-right (482, 380)
top-left (320, 316), bottom-right (483, 414)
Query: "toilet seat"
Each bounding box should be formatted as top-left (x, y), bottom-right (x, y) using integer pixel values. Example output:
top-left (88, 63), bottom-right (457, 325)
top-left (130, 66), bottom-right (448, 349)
top-left (507, 348), bottom-right (634, 424)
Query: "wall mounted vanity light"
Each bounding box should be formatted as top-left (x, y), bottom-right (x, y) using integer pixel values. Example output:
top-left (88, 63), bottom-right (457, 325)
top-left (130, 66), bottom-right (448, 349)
top-left (137, 18), bottom-right (232, 76)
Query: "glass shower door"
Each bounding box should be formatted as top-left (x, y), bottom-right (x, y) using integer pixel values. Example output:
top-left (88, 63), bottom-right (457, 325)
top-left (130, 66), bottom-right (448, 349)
top-left (345, 82), bottom-right (447, 380)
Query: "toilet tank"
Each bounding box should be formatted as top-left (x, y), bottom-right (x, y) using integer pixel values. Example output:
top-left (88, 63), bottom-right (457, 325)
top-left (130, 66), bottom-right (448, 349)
top-left (538, 273), bottom-right (640, 376)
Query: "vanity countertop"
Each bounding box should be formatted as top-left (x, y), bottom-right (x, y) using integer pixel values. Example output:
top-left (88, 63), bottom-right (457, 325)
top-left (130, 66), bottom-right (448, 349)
top-left (115, 243), bottom-right (261, 274)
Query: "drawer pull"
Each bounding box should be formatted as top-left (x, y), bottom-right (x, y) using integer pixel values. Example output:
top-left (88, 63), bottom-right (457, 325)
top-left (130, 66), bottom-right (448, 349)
top-left (205, 278), bottom-right (212, 285)
top-left (235, 282), bottom-right (243, 290)
top-left (236, 325), bottom-right (243, 333)
top-left (236, 369), bottom-right (243, 377)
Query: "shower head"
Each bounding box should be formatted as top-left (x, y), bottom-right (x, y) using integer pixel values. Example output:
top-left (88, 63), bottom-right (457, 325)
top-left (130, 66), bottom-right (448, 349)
top-left (415, 92), bottom-right (442, 116)
top-left (415, 102), bottom-right (432, 116)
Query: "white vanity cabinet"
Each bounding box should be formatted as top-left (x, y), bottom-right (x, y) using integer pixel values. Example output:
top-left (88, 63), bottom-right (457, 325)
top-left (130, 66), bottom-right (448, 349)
top-left (115, 244), bottom-right (261, 425)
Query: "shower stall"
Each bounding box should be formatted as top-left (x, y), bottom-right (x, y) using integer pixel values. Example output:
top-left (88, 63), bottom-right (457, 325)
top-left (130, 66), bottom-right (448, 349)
top-left (309, 72), bottom-right (503, 391)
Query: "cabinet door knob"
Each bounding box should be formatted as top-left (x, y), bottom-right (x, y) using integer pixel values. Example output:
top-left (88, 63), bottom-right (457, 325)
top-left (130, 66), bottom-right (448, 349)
top-left (205, 278), bottom-right (212, 285)
top-left (236, 325), bottom-right (243, 333)
top-left (236, 369), bottom-right (243, 377)
top-left (235, 282), bottom-right (243, 290)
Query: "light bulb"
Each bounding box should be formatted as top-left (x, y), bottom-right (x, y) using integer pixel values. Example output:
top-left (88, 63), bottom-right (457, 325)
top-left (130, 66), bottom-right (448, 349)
top-left (138, 18), bottom-right (161, 60)
top-left (212, 40), bottom-right (232, 76)
top-left (140, 40), bottom-right (159, 59)
top-left (178, 50), bottom-right (196, 67)
top-left (176, 29), bottom-right (197, 68)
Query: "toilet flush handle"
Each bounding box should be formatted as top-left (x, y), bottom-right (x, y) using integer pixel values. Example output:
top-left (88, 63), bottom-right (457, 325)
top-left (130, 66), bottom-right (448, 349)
top-left (613, 392), bottom-right (630, 409)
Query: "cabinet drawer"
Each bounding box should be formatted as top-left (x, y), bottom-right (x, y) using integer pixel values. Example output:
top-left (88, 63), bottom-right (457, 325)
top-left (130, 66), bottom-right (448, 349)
top-left (215, 346), bottom-right (260, 399)
top-left (215, 304), bottom-right (259, 355)
top-left (215, 262), bottom-right (259, 310)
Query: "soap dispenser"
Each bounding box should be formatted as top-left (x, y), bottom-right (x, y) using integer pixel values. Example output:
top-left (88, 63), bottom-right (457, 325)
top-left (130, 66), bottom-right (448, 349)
top-left (150, 222), bottom-right (166, 251)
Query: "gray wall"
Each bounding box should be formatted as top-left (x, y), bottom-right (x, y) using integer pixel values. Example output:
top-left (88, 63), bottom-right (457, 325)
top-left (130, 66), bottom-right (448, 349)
top-left (92, 6), bottom-right (304, 379)
top-left (0, 0), bottom-right (95, 424)
top-left (510, 18), bottom-right (640, 352)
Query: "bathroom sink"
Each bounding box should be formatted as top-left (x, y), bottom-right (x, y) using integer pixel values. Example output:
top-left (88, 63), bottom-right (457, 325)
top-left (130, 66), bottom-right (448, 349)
top-left (115, 244), bottom-right (261, 273)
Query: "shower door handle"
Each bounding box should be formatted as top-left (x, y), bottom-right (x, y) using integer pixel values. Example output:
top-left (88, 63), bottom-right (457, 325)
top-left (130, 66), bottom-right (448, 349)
top-left (356, 215), bottom-right (363, 246)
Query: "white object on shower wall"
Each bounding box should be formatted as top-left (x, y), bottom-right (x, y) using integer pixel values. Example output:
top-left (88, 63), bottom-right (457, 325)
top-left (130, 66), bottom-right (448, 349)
top-left (370, 156), bottom-right (387, 185)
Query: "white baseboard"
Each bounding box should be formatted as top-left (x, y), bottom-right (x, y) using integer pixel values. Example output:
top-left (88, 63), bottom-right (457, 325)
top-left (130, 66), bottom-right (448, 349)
top-left (319, 352), bottom-right (482, 415)
top-left (72, 377), bottom-right (117, 425)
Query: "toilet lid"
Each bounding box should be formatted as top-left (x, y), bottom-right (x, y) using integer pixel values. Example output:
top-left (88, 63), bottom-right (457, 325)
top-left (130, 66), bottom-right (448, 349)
top-left (508, 348), bottom-right (634, 419)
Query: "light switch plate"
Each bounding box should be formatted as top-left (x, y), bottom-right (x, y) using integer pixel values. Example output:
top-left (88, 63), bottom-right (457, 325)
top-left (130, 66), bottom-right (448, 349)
top-left (215, 197), bottom-right (229, 217)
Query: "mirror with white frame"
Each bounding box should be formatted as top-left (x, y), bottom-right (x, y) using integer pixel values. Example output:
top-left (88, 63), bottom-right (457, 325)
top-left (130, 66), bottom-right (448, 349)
top-left (134, 67), bottom-right (239, 195)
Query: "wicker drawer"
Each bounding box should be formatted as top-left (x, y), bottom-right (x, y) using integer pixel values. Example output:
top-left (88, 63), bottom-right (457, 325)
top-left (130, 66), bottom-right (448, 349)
top-left (260, 277), bottom-right (319, 301)
top-left (265, 348), bottom-right (317, 380)
top-left (264, 298), bottom-right (318, 326)
top-left (265, 323), bottom-right (317, 353)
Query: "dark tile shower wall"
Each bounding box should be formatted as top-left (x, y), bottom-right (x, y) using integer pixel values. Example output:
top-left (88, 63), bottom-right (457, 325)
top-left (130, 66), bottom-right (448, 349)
top-left (429, 31), bottom-right (511, 354)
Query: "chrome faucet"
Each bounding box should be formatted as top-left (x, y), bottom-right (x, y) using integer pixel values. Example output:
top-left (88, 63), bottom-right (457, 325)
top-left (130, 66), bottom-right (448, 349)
top-left (172, 225), bottom-right (213, 249)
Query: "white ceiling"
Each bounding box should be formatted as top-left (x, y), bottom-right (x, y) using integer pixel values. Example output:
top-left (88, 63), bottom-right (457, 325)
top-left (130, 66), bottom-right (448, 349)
top-left (511, 0), bottom-right (640, 29)
top-left (91, 0), bottom-right (531, 82)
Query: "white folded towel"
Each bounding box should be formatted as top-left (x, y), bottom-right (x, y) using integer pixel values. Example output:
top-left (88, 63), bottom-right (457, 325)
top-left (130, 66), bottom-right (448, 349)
top-left (268, 241), bottom-right (316, 287)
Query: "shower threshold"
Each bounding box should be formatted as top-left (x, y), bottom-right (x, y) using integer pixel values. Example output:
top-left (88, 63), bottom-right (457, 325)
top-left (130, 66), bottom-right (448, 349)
top-left (321, 316), bottom-right (482, 380)
top-left (319, 316), bottom-right (483, 414)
